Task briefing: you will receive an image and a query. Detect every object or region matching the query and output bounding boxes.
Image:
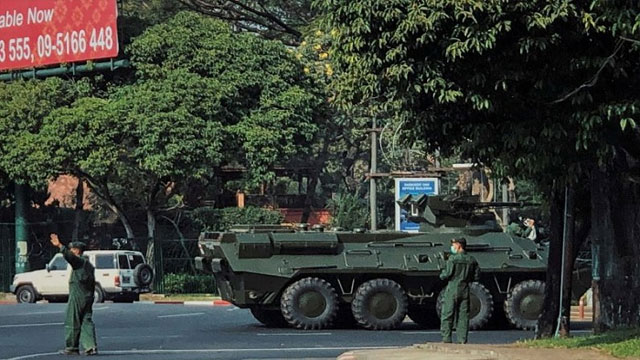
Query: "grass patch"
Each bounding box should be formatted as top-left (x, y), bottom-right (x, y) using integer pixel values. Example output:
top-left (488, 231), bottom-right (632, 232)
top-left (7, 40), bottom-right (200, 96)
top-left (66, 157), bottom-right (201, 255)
top-left (522, 328), bottom-right (640, 358)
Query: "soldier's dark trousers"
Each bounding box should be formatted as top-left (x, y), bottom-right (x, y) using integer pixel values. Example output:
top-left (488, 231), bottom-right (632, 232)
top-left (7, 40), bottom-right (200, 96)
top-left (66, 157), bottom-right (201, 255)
top-left (65, 297), bottom-right (97, 351)
top-left (440, 293), bottom-right (470, 344)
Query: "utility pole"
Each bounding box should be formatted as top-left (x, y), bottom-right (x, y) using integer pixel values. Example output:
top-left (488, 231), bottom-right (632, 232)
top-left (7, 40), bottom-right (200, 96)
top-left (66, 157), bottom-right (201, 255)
top-left (14, 183), bottom-right (28, 274)
top-left (369, 117), bottom-right (377, 232)
top-left (501, 184), bottom-right (509, 225)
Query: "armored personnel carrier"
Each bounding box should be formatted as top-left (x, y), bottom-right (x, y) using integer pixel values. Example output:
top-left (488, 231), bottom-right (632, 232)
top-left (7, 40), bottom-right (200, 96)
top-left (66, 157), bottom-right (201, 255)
top-left (196, 195), bottom-right (551, 331)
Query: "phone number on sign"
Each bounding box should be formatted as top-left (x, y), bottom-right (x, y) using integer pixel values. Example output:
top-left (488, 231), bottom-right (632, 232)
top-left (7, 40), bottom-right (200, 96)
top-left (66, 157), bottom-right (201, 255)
top-left (0, 27), bottom-right (115, 64)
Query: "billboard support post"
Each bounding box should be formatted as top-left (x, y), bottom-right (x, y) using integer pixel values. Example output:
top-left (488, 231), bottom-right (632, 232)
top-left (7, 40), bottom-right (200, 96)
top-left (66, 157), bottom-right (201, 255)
top-left (15, 183), bottom-right (28, 274)
top-left (369, 118), bottom-right (377, 232)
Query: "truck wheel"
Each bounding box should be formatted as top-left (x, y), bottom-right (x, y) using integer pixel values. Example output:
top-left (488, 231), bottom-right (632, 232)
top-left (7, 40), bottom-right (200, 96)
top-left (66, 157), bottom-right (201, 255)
top-left (352, 279), bottom-right (408, 330)
top-left (93, 286), bottom-right (105, 303)
top-left (250, 307), bottom-right (288, 328)
top-left (504, 280), bottom-right (545, 330)
top-left (436, 282), bottom-right (494, 330)
top-left (16, 285), bottom-right (37, 303)
top-left (133, 264), bottom-right (154, 287)
top-left (280, 277), bottom-right (339, 329)
top-left (408, 305), bottom-right (439, 328)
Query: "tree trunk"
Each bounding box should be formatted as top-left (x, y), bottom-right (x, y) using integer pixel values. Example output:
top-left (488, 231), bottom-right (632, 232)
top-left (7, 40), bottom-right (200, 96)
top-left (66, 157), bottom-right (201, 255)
top-left (72, 177), bottom-right (84, 242)
top-left (78, 172), bottom-right (135, 239)
top-left (105, 202), bottom-right (135, 239)
top-left (535, 184), bottom-right (565, 338)
top-left (145, 208), bottom-right (157, 266)
top-left (590, 167), bottom-right (640, 332)
top-left (301, 172), bottom-right (319, 223)
top-left (559, 185), bottom-right (575, 337)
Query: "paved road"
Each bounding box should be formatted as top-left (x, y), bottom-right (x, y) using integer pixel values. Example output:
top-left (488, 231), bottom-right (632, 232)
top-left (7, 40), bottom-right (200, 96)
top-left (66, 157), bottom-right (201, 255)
top-left (0, 303), bottom-right (588, 360)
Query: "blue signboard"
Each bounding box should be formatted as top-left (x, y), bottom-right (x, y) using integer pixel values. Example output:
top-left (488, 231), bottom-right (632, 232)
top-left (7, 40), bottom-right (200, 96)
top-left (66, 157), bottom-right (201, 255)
top-left (395, 178), bottom-right (439, 232)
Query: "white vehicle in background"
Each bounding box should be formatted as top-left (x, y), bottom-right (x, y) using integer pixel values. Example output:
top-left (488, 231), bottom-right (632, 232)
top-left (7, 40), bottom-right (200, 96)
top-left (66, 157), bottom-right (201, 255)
top-left (10, 250), bottom-right (154, 303)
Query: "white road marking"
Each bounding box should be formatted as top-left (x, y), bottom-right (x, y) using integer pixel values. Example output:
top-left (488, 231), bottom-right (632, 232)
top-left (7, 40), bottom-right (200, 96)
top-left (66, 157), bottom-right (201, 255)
top-left (400, 331), bottom-right (478, 335)
top-left (5, 346), bottom-right (399, 360)
top-left (1, 306), bottom-right (108, 317)
top-left (101, 335), bottom-right (183, 339)
top-left (257, 332), bottom-right (332, 336)
top-left (0, 310), bottom-right (65, 316)
top-left (157, 312), bottom-right (205, 318)
top-left (0, 322), bottom-right (63, 328)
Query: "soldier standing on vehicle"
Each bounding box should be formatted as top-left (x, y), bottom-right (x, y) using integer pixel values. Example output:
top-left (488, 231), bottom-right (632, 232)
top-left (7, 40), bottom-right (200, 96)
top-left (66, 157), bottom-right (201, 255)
top-left (439, 237), bottom-right (480, 344)
top-left (49, 233), bottom-right (98, 356)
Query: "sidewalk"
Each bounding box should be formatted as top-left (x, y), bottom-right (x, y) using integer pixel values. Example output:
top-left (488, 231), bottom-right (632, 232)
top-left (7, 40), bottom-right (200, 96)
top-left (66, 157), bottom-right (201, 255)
top-left (337, 343), bottom-right (622, 360)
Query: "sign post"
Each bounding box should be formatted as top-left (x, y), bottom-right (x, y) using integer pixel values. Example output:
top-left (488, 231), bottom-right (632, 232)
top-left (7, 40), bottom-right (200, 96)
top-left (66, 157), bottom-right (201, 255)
top-left (395, 178), bottom-right (439, 232)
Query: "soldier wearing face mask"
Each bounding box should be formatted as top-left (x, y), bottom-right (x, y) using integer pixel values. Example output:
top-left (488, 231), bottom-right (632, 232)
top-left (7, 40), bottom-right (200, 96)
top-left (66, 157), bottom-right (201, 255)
top-left (439, 237), bottom-right (480, 344)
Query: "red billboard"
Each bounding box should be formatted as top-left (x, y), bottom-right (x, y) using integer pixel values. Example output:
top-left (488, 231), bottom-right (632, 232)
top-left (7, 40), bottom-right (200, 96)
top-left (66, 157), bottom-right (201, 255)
top-left (0, 0), bottom-right (119, 71)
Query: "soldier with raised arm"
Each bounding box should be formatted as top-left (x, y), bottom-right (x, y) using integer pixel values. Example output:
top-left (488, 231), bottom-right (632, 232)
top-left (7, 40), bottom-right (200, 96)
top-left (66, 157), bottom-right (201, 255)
top-left (49, 233), bottom-right (98, 356)
top-left (439, 237), bottom-right (481, 344)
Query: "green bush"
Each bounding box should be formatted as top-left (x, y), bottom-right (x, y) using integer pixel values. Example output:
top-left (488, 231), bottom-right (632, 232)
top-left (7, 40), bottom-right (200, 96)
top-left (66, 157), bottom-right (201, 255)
top-left (163, 273), bottom-right (217, 294)
top-left (327, 193), bottom-right (368, 230)
top-left (190, 206), bottom-right (284, 231)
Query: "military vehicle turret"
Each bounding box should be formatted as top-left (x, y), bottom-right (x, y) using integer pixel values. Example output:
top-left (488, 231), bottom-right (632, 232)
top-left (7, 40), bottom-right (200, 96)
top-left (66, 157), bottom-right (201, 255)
top-left (196, 195), bottom-right (550, 331)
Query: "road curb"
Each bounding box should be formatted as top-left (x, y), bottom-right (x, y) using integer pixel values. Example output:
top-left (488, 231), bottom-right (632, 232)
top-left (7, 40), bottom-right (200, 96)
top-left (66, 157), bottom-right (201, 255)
top-left (338, 343), bottom-right (504, 360)
top-left (153, 300), bottom-right (232, 306)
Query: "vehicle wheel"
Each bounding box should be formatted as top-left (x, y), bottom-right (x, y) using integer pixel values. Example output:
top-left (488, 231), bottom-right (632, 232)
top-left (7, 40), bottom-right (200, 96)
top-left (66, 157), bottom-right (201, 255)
top-left (280, 277), bottom-right (339, 329)
top-left (93, 286), bottom-right (105, 303)
top-left (504, 280), bottom-right (545, 330)
top-left (250, 307), bottom-right (288, 328)
top-left (133, 264), bottom-right (154, 287)
top-left (408, 304), bottom-right (439, 328)
top-left (352, 279), bottom-right (408, 330)
top-left (436, 282), bottom-right (494, 330)
top-left (16, 285), bottom-right (37, 303)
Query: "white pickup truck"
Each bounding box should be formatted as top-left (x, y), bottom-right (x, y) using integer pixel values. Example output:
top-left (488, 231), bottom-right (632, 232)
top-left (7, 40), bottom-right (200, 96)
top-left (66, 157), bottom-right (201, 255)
top-left (10, 250), bottom-right (154, 303)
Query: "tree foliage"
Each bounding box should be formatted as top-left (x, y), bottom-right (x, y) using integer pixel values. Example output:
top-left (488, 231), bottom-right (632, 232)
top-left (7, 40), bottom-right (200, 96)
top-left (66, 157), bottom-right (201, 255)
top-left (0, 11), bottom-right (326, 241)
top-left (316, 0), bottom-right (640, 334)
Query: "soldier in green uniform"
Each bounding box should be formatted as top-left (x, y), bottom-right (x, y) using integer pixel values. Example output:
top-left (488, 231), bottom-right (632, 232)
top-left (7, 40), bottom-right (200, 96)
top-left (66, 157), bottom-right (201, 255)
top-left (439, 237), bottom-right (480, 344)
top-left (49, 233), bottom-right (98, 356)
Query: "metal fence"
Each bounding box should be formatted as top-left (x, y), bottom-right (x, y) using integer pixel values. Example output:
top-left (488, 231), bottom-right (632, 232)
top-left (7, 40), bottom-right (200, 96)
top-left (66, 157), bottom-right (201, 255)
top-left (0, 233), bottom-right (14, 292)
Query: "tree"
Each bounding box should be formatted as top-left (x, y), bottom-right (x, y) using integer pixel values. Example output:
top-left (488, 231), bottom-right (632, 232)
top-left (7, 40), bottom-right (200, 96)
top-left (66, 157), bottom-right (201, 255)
top-left (178, 0), bottom-right (314, 45)
top-left (7, 11), bottom-right (325, 253)
top-left (316, 0), bottom-right (640, 335)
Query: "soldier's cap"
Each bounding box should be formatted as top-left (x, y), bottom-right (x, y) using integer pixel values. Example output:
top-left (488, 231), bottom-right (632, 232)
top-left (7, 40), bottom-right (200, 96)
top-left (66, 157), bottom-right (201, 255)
top-left (451, 237), bottom-right (467, 248)
top-left (68, 241), bottom-right (87, 251)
